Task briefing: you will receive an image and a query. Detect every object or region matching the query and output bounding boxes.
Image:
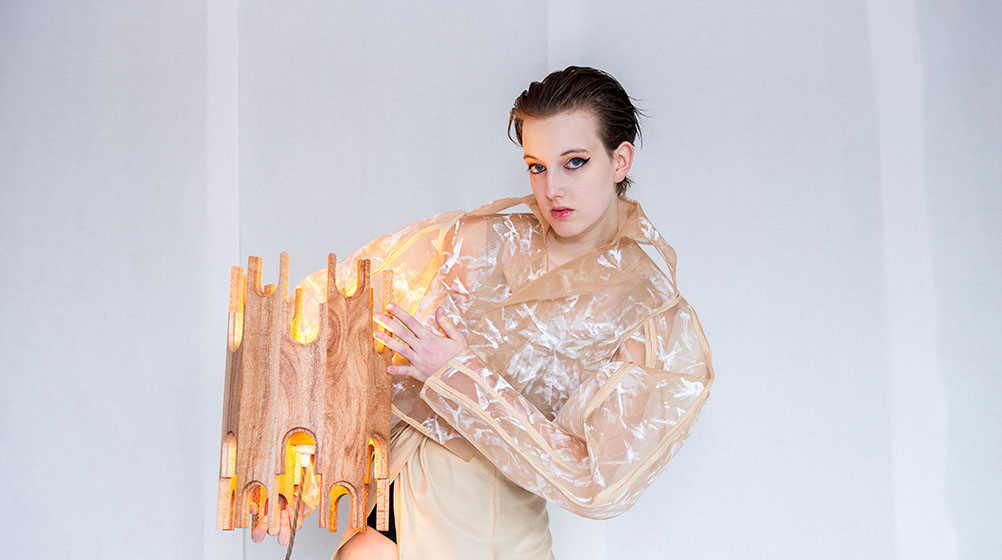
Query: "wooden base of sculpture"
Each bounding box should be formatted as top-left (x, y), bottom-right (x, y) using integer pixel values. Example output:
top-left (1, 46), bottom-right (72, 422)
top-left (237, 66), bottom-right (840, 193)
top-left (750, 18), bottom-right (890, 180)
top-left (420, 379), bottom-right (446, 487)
top-left (216, 253), bottom-right (392, 536)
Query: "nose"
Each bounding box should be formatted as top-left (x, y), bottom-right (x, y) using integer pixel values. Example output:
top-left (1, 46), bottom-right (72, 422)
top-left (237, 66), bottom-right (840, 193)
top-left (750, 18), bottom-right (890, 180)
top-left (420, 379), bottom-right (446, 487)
top-left (544, 171), bottom-right (564, 200)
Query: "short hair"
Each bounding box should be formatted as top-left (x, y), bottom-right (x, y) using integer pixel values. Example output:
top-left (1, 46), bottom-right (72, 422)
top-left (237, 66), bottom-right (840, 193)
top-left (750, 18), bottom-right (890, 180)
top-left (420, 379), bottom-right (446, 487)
top-left (508, 66), bottom-right (644, 195)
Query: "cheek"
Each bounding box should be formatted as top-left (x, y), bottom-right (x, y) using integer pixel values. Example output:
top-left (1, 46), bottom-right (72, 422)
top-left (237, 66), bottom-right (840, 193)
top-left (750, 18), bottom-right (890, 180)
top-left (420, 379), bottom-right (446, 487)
top-left (529, 177), bottom-right (549, 205)
top-left (578, 167), bottom-right (614, 199)
top-left (528, 174), bottom-right (544, 194)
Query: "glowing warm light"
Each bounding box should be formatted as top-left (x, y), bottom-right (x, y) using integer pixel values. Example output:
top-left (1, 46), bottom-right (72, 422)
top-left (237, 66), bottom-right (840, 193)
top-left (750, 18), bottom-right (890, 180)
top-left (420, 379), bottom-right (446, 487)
top-left (295, 444), bottom-right (316, 456)
top-left (293, 264), bottom-right (400, 347)
top-left (227, 267), bottom-right (245, 351)
top-left (290, 287), bottom-right (320, 344)
top-left (218, 253), bottom-right (392, 535)
top-left (372, 315), bottom-right (391, 354)
top-left (294, 444), bottom-right (316, 485)
top-left (231, 312), bottom-right (244, 350)
top-left (277, 432), bottom-right (321, 524)
top-left (366, 437), bottom-right (384, 484)
top-left (328, 485), bottom-right (353, 533)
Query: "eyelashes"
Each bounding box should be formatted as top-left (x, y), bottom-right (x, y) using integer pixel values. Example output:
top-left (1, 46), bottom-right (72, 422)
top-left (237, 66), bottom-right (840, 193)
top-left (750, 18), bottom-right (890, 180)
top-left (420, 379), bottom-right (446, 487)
top-left (526, 157), bottom-right (590, 174)
top-left (566, 157), bottom-right (590, 169)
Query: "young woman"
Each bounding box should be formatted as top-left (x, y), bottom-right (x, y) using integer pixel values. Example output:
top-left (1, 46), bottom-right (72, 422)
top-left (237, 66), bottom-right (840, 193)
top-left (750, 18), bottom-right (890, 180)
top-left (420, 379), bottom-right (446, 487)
top-left (260, 66), bottom-right (713, 560)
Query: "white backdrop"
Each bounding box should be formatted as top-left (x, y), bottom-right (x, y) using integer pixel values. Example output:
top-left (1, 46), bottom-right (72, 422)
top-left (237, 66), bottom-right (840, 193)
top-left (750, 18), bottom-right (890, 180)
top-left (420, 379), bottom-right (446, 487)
top-left (1, 1), bottom-right (999, 559)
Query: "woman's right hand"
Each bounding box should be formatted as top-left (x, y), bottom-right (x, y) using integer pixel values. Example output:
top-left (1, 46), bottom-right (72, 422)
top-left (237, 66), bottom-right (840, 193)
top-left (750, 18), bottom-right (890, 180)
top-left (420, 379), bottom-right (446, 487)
top-left (248, 493), bottom-right (297, 545)
top-left (373, 305), bottom-right (467, 382)
top-left (247, 483), bottom-right (316, 545)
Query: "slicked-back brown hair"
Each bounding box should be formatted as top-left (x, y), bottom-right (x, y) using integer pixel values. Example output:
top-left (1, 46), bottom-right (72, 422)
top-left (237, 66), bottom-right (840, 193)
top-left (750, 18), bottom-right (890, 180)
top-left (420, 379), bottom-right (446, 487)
top-left (508, 66), bottom-right (643, 196)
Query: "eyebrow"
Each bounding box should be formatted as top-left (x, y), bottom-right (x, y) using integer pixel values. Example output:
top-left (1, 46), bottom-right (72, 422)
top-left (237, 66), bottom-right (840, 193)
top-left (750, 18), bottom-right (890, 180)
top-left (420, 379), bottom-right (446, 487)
top-left (523, 148), bottom-right (590, 160)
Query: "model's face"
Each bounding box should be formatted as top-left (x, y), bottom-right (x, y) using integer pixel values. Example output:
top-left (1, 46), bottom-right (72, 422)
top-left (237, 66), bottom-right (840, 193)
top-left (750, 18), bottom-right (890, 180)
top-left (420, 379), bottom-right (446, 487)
top-left (522, 111), bottom-right (629, 246)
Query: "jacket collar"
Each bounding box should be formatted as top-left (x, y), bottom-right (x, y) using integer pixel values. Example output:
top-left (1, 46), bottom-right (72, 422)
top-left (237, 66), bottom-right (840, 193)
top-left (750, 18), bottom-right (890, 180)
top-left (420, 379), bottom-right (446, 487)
top-left (521, 194), bottom-right (650, 249)
top-left (469, 194), bottom-right (677, 278)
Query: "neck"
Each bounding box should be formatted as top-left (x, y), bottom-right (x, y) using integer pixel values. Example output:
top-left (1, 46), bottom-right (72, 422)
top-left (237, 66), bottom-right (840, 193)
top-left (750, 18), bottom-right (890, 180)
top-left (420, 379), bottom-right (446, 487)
top-left (546, 198), bottom-right (620, 268)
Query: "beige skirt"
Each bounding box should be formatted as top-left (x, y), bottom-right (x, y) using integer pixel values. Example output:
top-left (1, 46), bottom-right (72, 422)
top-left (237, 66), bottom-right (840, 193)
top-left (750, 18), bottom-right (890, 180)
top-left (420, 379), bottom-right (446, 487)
top-left (336, 425), bottom-right (554, 559)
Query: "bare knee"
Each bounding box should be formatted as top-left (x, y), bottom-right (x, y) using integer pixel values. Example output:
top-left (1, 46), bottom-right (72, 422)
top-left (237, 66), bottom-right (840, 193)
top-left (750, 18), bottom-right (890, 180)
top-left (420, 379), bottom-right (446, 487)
top-left (337, 527), bottom-right (397, 560)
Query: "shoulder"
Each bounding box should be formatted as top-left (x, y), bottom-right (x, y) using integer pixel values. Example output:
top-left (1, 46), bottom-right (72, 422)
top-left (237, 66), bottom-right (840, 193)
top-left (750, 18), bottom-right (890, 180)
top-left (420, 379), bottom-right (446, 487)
top-left (627, 240), bottom-right (679, 306)
top-left (443, 214), bottom-right (489, 254)
top-left (614, 197), bottom-right (679, 293)
top-left (450, 211), bottom-right (541, 250)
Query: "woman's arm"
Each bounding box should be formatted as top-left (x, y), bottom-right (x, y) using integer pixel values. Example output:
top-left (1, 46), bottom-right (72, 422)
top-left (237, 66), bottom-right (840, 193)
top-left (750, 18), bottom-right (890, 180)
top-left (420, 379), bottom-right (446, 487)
top-left (418, 296), bottom-right (714, 519)
top-left (293, 207), bottom-right (467, 335)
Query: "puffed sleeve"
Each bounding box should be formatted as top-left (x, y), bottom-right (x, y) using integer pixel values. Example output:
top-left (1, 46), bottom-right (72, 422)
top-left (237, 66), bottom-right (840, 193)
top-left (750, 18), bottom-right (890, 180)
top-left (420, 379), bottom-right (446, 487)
top-left (419, 291), bottom-right (714, 519)
top-left (293, 208), bottom-right (466, 336)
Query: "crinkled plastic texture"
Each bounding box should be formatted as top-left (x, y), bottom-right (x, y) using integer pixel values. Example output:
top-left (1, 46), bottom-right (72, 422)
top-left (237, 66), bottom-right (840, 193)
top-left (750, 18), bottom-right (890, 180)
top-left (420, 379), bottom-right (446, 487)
top-left (296, 195), bottom-right (713, 519)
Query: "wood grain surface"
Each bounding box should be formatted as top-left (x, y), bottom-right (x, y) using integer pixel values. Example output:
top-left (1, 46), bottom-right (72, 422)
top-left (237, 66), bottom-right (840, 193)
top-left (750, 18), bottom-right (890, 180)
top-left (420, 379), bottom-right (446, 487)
top-left (217, 253), bottom-right (392, 536)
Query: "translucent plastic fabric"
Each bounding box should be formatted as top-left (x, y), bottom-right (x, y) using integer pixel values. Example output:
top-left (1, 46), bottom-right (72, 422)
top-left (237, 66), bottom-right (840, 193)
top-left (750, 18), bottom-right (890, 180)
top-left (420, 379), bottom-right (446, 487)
top-left (297, 195), bottom-right (713, 519)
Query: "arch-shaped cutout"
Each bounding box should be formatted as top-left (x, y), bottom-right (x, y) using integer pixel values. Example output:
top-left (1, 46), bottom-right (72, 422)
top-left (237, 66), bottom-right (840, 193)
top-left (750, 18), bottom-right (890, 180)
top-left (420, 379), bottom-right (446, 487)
top-left (280, 428), bottom-right (317, 459)
top-left (246, 253), bottom-right (289, 300)
top-left (346, 259), bottom-right (370, 299)
top-left (290, 287), bottom-right (322, 344)
top-left (332, 257), bottom-right (371, 300)
top-left (242, 482), bottom-right (269, 530)
top-left (279, 428), bottom-right (317, 478)
top-left (328, 482), bottom-right (357, 533)
top-left (220, 432), bottom-right (237, 477)
top-left (367, 435), bottom-right (390, 531)
top-left (276, 429), bottom-right (320, 529)
top-left (366, 435), bottom-right (388, 483)
top-left (217, 435), bottom-right (238, 530)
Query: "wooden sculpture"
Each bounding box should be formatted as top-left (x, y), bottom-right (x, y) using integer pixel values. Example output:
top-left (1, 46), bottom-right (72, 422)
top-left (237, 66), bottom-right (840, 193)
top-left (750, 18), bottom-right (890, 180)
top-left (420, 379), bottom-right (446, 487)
top-left (217, 252), bottom-right (392, 536)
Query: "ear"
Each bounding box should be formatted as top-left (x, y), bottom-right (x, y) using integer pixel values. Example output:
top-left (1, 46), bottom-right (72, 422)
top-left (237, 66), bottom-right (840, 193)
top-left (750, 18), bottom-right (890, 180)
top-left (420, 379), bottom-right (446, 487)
top-left (612, 141), bottom-right (635, 184)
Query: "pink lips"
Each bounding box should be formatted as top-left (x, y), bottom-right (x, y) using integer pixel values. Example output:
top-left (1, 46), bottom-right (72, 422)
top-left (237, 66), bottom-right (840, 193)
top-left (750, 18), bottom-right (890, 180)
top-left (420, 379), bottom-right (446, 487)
top-left (550, 207), bottom-right (573, 219)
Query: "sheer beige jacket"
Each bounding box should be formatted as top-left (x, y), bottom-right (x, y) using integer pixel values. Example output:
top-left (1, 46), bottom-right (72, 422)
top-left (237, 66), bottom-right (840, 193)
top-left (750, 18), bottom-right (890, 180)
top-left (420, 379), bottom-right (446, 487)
top-left (300, 194), bottom-right (714, 525)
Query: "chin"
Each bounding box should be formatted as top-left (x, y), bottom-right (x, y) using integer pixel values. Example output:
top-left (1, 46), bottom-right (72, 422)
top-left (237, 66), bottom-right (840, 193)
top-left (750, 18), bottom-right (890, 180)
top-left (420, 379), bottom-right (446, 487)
top-left (548, 222), bottom-right (581, 239)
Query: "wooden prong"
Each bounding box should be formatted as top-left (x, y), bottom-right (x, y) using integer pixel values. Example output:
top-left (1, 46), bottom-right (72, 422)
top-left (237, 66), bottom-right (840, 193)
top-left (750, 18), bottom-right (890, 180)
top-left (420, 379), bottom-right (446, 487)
top-left (278, 252), bottom-right (289, 302)
top-left (247, 256), bottom-right (262, 295)
top-left (327, 253), bottom-right (340, 302)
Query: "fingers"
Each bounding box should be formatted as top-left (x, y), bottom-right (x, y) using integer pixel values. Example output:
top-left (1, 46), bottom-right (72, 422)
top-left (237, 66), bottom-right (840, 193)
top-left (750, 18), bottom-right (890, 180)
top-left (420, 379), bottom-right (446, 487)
top-left (385, 304), bottom-right (427, 339)
top-left (250, 498), bottom-right (267, 543)
top-left (278, 508), bottom-right (291, 545)
top-left (374, 330), bottom-right (417, 362)
top-left (251, 524), bottom-right (266, 543)
top-left (374, 311), bottom-right (420, 348)
top-left (248, 490), bottom-right (312, 545)
top-left (267, 494), bottom-right (287, 537)
top-left (435, 307), bottom-right (466, 343)
top-left (287, 493), bottom-right (306, 530)
top-left (373, 305), bottom-right (467, 382)
top-left (387, 364), bottom-right (420, 379)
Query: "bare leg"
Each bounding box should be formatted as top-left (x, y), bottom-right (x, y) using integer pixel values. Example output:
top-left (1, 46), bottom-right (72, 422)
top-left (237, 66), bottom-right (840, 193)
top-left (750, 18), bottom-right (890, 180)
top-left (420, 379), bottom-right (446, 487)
top-left (334, 527), bottom-right (398, 560)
